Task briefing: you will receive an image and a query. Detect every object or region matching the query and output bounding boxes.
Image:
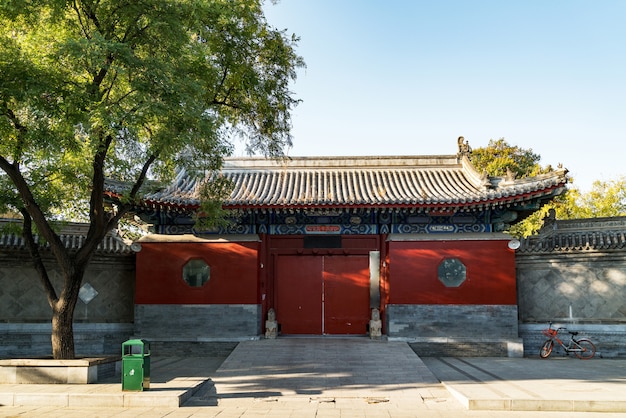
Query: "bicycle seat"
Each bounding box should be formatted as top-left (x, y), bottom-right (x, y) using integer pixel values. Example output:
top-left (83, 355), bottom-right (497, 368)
top-left (568, 331), bottom-right (579, 336)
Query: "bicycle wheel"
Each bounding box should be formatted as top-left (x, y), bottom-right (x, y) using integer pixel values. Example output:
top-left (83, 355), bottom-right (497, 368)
top-left (574, 339), bottom-right (596, 359)
top-left (540, 340), bottom-right (553, 358)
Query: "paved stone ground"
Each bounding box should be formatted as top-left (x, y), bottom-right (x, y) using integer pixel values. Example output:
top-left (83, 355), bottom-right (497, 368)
top-left (2, 338), bottom-right (626, 417)
top-left (213, 338), bottom-right (440, 399)
top-left (423, 356), bottom-right (626, 413)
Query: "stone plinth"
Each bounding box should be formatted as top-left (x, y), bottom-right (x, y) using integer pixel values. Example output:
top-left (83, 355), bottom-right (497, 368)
top-left (0, 357), bottom-right (120, 384)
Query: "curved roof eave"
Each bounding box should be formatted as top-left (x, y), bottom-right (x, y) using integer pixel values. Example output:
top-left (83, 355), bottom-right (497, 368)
top-left (221, 182), bottom-right (567, 212)
top-left (108, 147), bottom-right (569, 213)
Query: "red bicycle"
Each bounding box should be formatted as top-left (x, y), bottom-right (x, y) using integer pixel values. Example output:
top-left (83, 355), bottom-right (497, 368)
top-left (539, 322), bottom-right (596, 359)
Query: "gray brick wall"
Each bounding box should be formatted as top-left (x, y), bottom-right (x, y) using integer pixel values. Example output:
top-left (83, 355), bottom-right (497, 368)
top-left (517, 247), bottom-right (626, 357)
top-left (0, 252), bottom-right (135, 358)
top-left (134, 304), bottom-right (261, 340)
top-left (387, 304), bottom-right (519, 338)
top-left (0, 323), bottom-right (133, 357)
top-left (0, 253), bottom-right (135, 323)
top-left (517, 252), bottom-right (626, 323)
top-left (148, 341), bottom-right (238, 357)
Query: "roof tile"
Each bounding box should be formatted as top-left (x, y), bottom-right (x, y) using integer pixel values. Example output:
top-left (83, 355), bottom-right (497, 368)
top-left (136, 154), bottom-right (568, 210)
top-left (519, 217), bottom-right (626, 253)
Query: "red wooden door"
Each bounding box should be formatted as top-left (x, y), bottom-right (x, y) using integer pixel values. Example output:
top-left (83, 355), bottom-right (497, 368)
top-left (274, 254), bottom-right (370, 335)
top-left (275, 256), bottom-right (322, 334)
top-left (324, 255), bottom-right (370, 334)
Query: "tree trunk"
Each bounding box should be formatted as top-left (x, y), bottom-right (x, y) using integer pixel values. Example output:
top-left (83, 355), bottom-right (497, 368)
top-left (51, 304), bottom-right (76, 359)
top-left (50, 273), bottom-right (82, 360)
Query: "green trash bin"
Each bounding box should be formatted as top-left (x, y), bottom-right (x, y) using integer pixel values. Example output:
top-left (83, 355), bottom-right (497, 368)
top-left (122, 339), bottom-right (150, 391)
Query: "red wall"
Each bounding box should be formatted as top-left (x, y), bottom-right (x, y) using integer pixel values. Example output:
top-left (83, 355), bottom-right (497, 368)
top-left (388, 240), bottom-right (516, 305)
top-left (135, 241), bottom-right (259, 304)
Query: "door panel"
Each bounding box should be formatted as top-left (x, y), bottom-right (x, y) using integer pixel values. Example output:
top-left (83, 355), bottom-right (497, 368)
top-left (324, 256), bottom-right (370, 334)
top-left (274, 254), bottom-right (370, 335)
top-left (275, 256), bottom-right (322, 334)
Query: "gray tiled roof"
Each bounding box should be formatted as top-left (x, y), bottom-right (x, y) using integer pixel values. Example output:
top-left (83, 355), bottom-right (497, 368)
top-left (0, 220), bottom-right (133, 254)
top-left (519, 217), bottom-right (626, 253)
top-left (136, 155), bottom-right (568, 211)
top-left (0, 233), bottom-right (133, 253)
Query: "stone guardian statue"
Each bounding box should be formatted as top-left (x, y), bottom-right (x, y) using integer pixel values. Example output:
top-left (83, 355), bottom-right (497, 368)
top-left (369, 308), bottom-right (382, 339)
top-left (265, 308), bottom-right (278, 339)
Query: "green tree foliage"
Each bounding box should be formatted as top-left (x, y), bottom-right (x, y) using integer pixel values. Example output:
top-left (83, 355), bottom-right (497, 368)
top-left (471, 140), bottom-right (626, 237)
top-left (470, 139), bottom-right (555, 237)
top-left (509, 179), bottom-right (626, 237)
top-left (470, 138), bottom-right (549, 178)
top-left (569, 178), bottom-right (626, 218)
top-left (508, 193), bottom-right (569, 238)
top-left (0, 0), bottom-right (303, 359)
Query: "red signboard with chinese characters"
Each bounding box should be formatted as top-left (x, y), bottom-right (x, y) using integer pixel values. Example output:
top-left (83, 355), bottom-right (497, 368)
top-left (305, 225), bottom-right (341, 234)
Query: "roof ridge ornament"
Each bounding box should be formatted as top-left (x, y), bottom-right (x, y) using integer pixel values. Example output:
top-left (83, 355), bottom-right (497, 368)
top-left (457, 136), bottom-right (472, 158)
top-left (480, 170), bottom-right (491, 188)
top-left (539, 208), bottom-right (558, 234)
top-left (505, 167), bottom-right (517, 182)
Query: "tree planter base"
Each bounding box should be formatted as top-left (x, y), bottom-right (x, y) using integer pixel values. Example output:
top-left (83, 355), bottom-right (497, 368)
top-left (0, 357), bottom-right (121, 384)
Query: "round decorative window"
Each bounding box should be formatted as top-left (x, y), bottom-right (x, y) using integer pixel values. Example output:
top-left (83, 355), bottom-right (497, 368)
top-left (182, 259), bottom-right (210, 287)
top-left (438, 258), bottom-right (466, 287)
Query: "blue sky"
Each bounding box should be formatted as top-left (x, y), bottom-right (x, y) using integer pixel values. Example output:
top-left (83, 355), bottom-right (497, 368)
top-left (247, 0), bottom-right (626, 192)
